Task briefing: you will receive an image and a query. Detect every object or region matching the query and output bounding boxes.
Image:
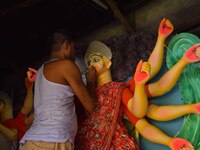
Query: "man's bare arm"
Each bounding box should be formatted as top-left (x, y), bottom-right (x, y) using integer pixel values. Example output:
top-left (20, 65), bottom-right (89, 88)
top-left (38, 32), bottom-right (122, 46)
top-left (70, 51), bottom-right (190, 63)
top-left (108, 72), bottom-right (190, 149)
top-left (62, 60), bottom-right (96, 111)
top-left (85, 65), bottom-right (97, 101)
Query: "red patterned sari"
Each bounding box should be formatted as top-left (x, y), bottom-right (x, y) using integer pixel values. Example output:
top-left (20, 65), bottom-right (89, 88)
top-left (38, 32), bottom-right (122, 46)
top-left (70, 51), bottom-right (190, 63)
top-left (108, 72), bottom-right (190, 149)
top-left (75, 82), bottom-right (139, 150)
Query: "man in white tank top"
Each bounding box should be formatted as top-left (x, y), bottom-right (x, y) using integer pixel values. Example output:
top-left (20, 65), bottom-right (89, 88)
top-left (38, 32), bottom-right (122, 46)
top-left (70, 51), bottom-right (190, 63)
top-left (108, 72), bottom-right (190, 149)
top-left (20, 29), bottom-right (97, 150)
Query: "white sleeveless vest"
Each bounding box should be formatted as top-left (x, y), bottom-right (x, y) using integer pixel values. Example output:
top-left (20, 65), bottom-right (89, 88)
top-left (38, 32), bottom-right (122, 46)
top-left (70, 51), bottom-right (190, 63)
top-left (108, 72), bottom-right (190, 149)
top-left (20, 61), bottom-right (77, 144)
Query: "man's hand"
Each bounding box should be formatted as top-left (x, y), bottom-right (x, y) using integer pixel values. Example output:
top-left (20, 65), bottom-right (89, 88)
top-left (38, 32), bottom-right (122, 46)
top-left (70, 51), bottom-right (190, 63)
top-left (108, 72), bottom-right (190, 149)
top-left (86, 66), bottom-right (97, 85)
top-left (134, 60), bottom-right (150, 85)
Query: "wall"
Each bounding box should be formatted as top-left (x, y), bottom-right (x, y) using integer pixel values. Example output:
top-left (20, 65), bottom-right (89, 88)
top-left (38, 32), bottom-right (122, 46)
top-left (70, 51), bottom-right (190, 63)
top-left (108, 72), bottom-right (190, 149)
top-left (77, 0), bottom-right (200, 45)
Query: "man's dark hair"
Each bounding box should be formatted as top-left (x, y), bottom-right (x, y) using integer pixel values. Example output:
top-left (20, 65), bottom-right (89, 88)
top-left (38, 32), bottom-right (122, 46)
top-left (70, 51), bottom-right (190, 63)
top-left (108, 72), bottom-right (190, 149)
top-left (47, 29), bottom-right (74, 52)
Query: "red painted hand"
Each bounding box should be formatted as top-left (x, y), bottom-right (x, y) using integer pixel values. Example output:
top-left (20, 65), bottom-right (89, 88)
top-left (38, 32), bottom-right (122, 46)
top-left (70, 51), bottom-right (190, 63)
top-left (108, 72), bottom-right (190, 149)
top-left (158, 18), bottom-right (174, 37)
top-left (184, 43), bottom-right (200, 63)
top-left (134, 60), bottom-right (150, 85)
top-left (27, 68), bottom-right (37, 82)
top-left (170, 138), bottom-right (194, 150)
top-left (25, 68), bottom-right (37, 88)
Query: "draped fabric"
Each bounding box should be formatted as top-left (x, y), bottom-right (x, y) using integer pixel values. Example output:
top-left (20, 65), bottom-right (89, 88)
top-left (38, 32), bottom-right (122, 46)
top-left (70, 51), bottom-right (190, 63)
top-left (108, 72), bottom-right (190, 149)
top-left (75, 82), bottom-right (139, 150)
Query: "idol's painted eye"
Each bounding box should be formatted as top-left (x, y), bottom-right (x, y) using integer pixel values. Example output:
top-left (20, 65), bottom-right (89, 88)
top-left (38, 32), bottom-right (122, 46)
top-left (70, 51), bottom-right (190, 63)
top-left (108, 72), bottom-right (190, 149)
top-left (88, 55), bottom-right (101, 65)
top-left (93, 56), bottom-right (100, 62)
top-left (87, 53), bottom-right (103, 66)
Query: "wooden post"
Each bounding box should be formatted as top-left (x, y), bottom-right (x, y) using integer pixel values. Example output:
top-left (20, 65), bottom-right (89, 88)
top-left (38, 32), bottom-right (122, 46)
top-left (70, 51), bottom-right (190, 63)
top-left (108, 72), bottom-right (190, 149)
top-left (105, 0), bottom-right (134, 33)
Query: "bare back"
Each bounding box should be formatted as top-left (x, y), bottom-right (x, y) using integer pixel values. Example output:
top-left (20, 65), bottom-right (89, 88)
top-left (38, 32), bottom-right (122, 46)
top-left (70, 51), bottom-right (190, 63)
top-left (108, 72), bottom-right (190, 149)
top-left (43, 59), bottom-right (95, 111)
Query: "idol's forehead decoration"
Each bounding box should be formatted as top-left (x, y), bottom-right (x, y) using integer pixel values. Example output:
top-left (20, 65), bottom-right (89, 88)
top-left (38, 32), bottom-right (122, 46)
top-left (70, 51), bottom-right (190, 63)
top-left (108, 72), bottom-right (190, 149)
top-left (85, 41), bottom-right (112, 66)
